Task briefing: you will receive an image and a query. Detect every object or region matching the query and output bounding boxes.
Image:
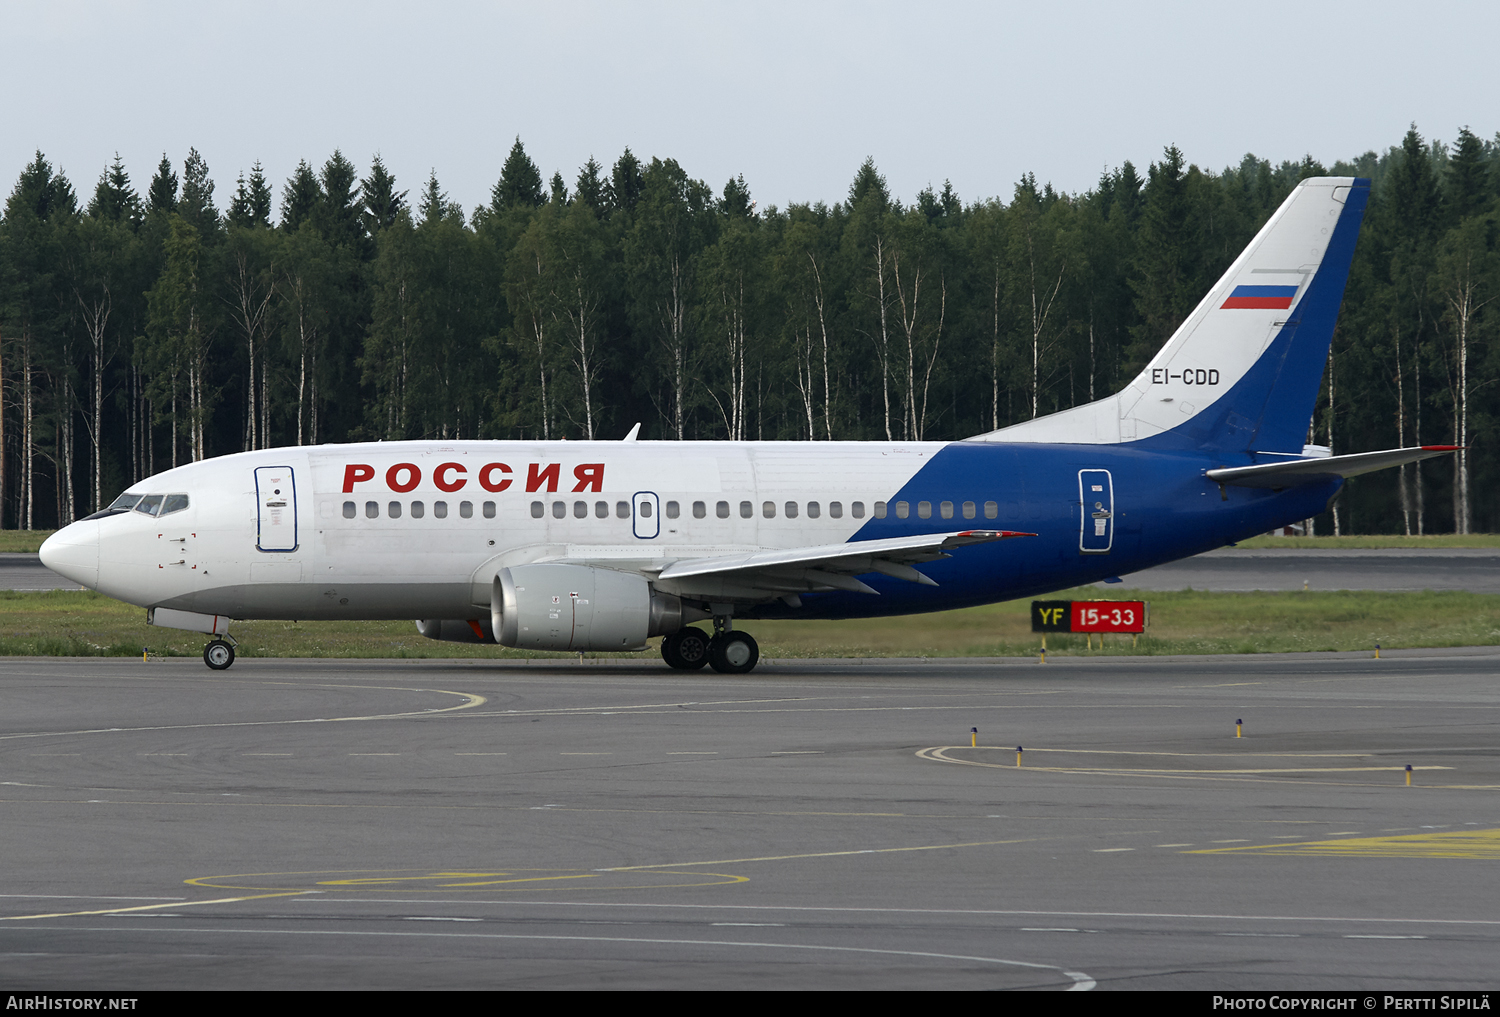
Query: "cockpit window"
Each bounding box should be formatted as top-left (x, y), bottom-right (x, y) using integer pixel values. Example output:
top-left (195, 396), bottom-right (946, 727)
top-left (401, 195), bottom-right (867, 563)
top-left (107, 492), bottom-right (143, 512)
top-left (160, 494), bottom-right (190, 515)
top-left (133, 495), bottom-right (164, 516)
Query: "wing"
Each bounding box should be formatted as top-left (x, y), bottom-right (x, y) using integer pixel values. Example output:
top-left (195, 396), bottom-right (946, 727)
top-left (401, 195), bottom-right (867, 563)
top-left (1205, 445), bottom-right (1459, 490)
top-left (646, 529), bottom-right (1033, 600)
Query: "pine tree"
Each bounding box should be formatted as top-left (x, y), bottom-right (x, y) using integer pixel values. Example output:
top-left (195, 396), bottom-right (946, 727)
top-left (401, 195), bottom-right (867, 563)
top-left (574, 157), bottom-right (605, 212)
top-left (361, 155), bottom-right (407, 235)
top-left (148, 154), bottom-right (177, 214)
top-left (318, 149), bottom-right (364, 251)
top-left (227, 161), bottom-right (273, 229)
top-left (418, 170), bottom-right (461, 224)
top-left (722, 174), bottom-right (752, 218)
top-left (1446, 127), bottom-right (1491, 223)
top-left (88, 154), bottom-right (140, 225)
top-left (178, 148), bottom-right (218, 233)
top-left (848, 157), bottom-right (889, 209)
top-left (281, 160), bottom-right (322, 231)
top-left (491, 137), bottom-right (544, 213)
top-left (606, 148), bottom-right (643, 215)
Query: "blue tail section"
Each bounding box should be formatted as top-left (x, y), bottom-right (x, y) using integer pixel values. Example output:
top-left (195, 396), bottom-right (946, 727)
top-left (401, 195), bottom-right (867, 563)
top-left (1144, 177), bottom-right (1371, 455)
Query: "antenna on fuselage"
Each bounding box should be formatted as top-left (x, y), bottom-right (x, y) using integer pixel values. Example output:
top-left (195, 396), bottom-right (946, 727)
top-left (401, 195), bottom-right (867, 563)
top-left (622, 423), bottom-right (642, 442)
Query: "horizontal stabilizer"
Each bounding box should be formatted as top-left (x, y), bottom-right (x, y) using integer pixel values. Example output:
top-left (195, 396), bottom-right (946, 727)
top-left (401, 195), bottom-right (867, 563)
top-left (1205, 446), bottom-right (1459, 489)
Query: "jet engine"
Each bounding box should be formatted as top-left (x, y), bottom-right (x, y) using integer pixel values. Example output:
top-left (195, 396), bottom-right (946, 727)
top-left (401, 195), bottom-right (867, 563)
top-left (492, 564), bottom-right (682, 651)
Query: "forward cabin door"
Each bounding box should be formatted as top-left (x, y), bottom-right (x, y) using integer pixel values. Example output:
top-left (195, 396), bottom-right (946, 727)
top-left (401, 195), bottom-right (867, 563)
top-left (255, 466), bottom-right (299, 552)
top-left (1078, 469), bottom-right (1113, 554)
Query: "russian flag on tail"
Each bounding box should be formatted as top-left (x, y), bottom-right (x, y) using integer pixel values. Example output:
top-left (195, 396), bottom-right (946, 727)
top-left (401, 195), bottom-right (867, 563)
top-left (1221, 284), bottom-right (1297, 310)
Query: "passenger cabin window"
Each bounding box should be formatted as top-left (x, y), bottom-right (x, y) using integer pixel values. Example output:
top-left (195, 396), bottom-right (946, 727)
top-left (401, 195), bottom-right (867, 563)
top-left (940, 501), bottom-right (953, 520)
top-left (366, 501), bottom-right (379, 518)
top-left (984, 501), bottom-right (999, 519)
top-left (574, 501), bottom-right (587, 518)
top-left (343, 501), bottom-right (356, 519)
top-left (434, 501), bottom-right (448, 519)
top-left (693, 501), bottom-right (706, 519)
top-left (411, 501), bottom-right (425, 519)
top-left (762, 501), bottom-right (775, 518)
top-left (894, 501), bottom-right (909, 519)
top-left (665, 501), bottom-right (680, 519)
top-left (483, 502), bottom-right (495, 519)
top-left (872, 502), bottom-right (885, 519)
top-left (639, 501), bottom-right (653, 518)
top-left (616, 501), bottom-right (630, 519)
top-left (852, 501), bottom-right (865, 518)
top-left (740, 501), bottom-right (753, 519)
top-left (595, 501), bottom-right (609, 519)
top-left (718, 501), bottom-right (730, 518)
top-left (807, 501), bottom-right (820, 518)
top-left (460, 501), bottom-right (474, 518)
top-left (962, 501), bottom-right (975, 519)
top-left (784, 501), bottom-right (798, 519)
top-left (388, 501), bottom-right (402, 519)
top-left (916, 501), bottom-right (931, 519)
top-left (829, 501), bottom-right (843, 518)
top-left (531, 501), bottom-right (544, 518)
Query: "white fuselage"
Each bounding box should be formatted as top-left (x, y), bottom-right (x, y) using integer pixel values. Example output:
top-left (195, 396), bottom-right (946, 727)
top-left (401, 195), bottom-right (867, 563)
top-left (62, 440), bottom-right (956, 621)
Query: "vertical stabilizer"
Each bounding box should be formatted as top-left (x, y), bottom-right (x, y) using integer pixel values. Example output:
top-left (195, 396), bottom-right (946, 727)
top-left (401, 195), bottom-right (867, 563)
top-left (977, 177), bottom-right (1370, 453)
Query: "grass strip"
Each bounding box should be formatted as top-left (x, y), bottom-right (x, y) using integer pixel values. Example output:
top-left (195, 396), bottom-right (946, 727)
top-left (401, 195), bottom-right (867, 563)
top-left (3, 587), bottom-right (1498, 660)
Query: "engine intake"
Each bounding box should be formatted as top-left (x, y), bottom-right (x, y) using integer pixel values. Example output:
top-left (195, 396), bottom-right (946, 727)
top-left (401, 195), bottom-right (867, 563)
top-left (492, 564), bottom-right (681, 651)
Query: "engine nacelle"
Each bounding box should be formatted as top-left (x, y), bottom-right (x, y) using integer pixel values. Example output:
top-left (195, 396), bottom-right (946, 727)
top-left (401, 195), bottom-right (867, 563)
top-left (415, 618), bottom-right (496, 644)
top-left (492, 564), bottom-right (682, 652)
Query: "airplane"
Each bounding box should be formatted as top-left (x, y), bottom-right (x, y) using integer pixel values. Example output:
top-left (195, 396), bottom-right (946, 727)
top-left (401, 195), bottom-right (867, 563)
top-left (40, 176), bottom-right (1455, 673)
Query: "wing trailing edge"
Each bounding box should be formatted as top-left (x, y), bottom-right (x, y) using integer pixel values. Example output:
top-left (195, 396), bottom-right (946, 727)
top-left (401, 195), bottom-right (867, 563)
top-left (651, 529), bottom-right (1034, 597)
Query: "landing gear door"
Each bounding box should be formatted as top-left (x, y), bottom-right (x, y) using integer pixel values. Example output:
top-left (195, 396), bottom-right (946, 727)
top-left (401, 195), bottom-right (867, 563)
top-left (1079, 469), bottom-right (1113, 554)
top-left (632, 491), bottom-right (659, 540)
top-left (255, 466), bottom-right (298, 552)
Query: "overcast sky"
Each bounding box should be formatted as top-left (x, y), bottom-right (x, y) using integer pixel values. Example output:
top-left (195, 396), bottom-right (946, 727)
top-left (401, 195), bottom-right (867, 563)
top-left (5, 0), bottom-right (1497, 218)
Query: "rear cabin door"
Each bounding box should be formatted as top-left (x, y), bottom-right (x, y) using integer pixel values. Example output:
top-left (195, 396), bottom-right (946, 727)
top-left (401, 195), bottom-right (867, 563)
top-left (1078, 469), bottom-right (1113, 554)
top-left (255, 466), bottom-right (299, 552)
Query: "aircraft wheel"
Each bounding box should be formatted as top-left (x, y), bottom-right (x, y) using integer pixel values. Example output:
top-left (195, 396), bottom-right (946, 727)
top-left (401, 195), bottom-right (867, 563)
top-left (708, 631), bottom-right (759, 674)
top-left (662, 628), bottom-right (711, 670)
top-left (204, 639), bottom-right (235, 670)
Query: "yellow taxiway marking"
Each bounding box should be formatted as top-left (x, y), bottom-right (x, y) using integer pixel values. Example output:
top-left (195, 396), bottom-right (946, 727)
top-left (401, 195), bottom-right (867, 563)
top-left (1190, 828), bottom-right (1500, 860)
top-left (186, 868), bottom-right (749, 893)
top-left (0, 891), bottom-right (311, 921)
top-left (605, 836), bottom-right (1040, 872)
top-left (318, 872), bottom-right (601, 888)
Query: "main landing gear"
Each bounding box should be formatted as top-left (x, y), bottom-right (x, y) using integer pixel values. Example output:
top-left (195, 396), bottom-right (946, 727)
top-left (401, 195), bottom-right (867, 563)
top-left (204, 637), bottom-right (236, 670)
top-left (662, 608), bottom-right (759, 674)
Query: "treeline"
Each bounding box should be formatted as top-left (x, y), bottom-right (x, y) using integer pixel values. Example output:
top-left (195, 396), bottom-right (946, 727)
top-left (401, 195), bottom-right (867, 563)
top-left (1, 127), bottom-right (1497, 533)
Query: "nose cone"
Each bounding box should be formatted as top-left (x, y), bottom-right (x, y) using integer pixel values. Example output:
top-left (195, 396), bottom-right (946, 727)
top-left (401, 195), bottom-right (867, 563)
top-left (39, 520), bottom-right (100, 588)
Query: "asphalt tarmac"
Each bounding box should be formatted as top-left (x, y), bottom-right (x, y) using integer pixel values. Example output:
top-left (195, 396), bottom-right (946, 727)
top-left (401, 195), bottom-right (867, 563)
top-left (1, 652), bottom-right (1497, 990)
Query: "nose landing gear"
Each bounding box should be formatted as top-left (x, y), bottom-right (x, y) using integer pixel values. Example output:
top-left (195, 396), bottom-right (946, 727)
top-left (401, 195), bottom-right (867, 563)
top-left (204, 637), bottom-right (236, 670)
